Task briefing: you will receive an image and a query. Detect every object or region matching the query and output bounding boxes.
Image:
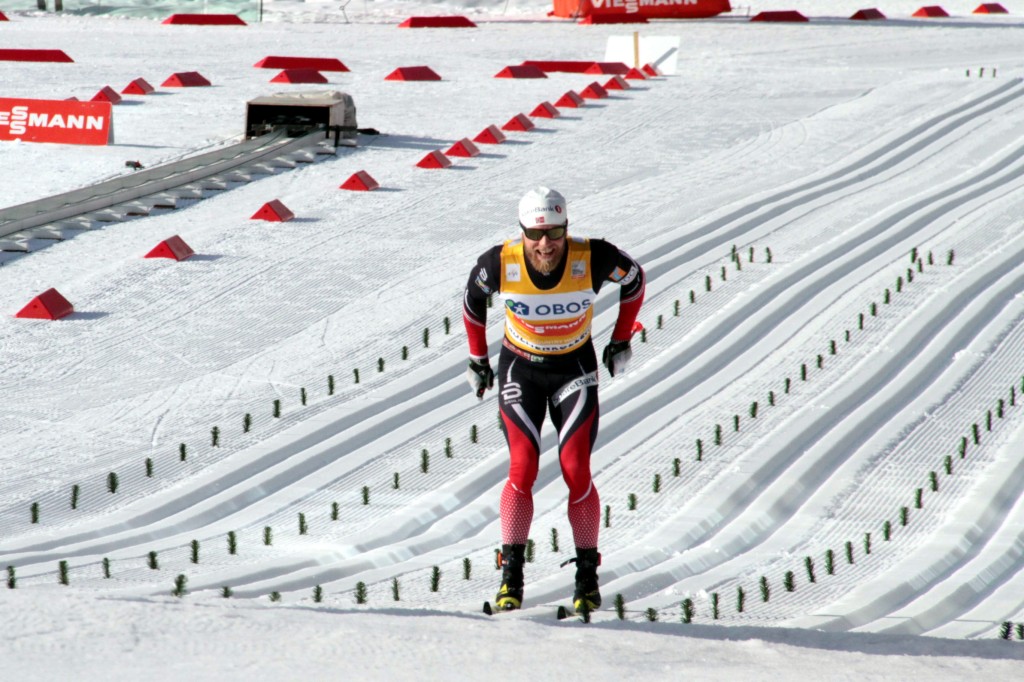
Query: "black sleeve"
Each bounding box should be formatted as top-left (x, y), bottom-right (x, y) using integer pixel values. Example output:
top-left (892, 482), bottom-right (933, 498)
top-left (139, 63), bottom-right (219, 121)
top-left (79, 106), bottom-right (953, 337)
top-left (463, 245), bottom-right (502, 325)
top-left (590, 239), bottom-right (644, 299)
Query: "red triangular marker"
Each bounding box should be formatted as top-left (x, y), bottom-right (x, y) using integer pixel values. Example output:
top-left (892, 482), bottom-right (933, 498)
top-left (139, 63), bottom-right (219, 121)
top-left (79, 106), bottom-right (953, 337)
top-left (15, 288), bottom-right (74, 320)
top-left (144, 235), bottom-right (195, 261)
top-left (251, 199), bottom-right (295, 222)
top-left (340, 170), bottom-right (380, 191)
top-left (416, 150), bottom-right (452, 168)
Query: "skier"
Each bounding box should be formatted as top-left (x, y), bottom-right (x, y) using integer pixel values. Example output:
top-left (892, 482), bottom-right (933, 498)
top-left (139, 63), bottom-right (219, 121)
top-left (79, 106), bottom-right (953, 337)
top-left (462, 186), bottom-right (645, 612)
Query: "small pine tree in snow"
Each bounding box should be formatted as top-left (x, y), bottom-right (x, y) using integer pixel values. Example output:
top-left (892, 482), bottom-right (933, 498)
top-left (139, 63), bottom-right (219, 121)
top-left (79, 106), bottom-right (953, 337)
top-left (273, 399), bottom-right (281, 418)
top-left (148, 551), bottom-right (159, 570)
top-left (884, 289), bottom-right (890, 304)
top-left (986, 410), bottom-right (993, 432)
top-left (222, 586), bottom-right (232, 598)
top-left (673, 457), bottom-right (681, 477)
top-left (766, 247), bottom-right (773, 263)
top-left (328, 374), bottom-right (335, 395)
top-left (944, 456), bottom-right (953, 476)
top-left (784, 571), bottom-right (795, 592)
top-left (1000, 622), bottom-right (1012, 639)
top-left (896, 276), bottom-right (903, 293)
top-left (947, 250), bottom-right (955, 265)
top-left (145, 458), bottom-right (153, 478)
top-left (103, 558), bottom-right (111, 579)
top-left (463, 557), bottom-right (472, 580)
top-left (929, 471), bottom-right (938, 492)
top-left (378, 358), bottom-right (385, 373)
top-left (652, 473), bottom-right (661, 493)
top-left (314, 585), bottom-right (323, 603)
top-left (71, 484), bottom-right (79, 509)
top-left (301, 387), bottom-right (307, 406)
top-left (353, 368), bottom-right (360, 384)
top-left (825, 549), bottom-right (835, 575)
top-left (402, 346), bottom-right (409, 360)
top-left (830, 340), bottom-right (836, 355)
top-left (107, 472), bottom-right (118, 494)
top-left (711, 592), bottom-right (720, 619)
top-left (915, 488), bottom-right (923, 509)
top-left (884, 520), bottom-right (892, 541)
top-left (696, 438), bottom-right (704, 461)
top-left (355, 582), bottom-right (367, 604)
top-left (845, 541), bottom-right (854, 564)
top-left (362, 486), bottom-right (370, 505)
top-left (674, 300), bottom-right (680, 316)
top-left (864, 532), bottom-right (872, 554)
top-left (445, 437), bottom-right (453, 457)
top-left (172, 574), bottom-right (187, 597)
top-left (998, 398), bottom-right (1005, 419)
top-left (1017, 623), bottom-right (1024, 640)
top-left (816, 354), bottom-right (824, 369)
top-left (421, 449), bottom-right (429, 473)
top-left (604, 505), bottom-right (611, 528)
top-left (526, 539), bottom-right (535, 562)
top-left (550, 528), bottom-right (559, 552)
top-left (30, 502), bottom-right (39, 524)
top-left (392, 577), bottom-right (400, 601)
top-left (901, 506), bottom-right (909, 526)
top-left (804, 556), bottom-right (815, 583)
top-left (615, 593), bottom-right (626, 620)
top-left (393, 472), bottom-right (400, 489)
top-left (785, 378), bottom-right (791, 394)
top-left (657, 314), bottom-right (663, 330)
top-left (7, 566), bottom-right (15, 589)
top-left (628, 493), bottom-right (637, 511)
top-left (972, 423), bottom-right (980, 445)
top-left (705, 275), bottom-right (712, 292)
top-left (689, 290), bottom-right (696, 304)
top-left (444, 316), bottom-right (451, 334)
top-left (331, 501), bottom-right (339, 521)
top-left (801, 363), bottom-right (808, 381)
top-left (733, 414), bottom-right (740, 431)
top-left (471, 424), bottom-right (478, 443)
top-left (736, 586), bottom-right (745, 613)
top-left (858, 313), bottom-right (864, 330)
top-left (769, 390), bottom-right (775, 406)
top-left (906, 269), bottom-right (913, 283)
top-left (721, 265), bottom-right (727, 281)
top-left (959, 436), bottom-right (968, 458)
top-left (270, 592), bottom-right (281, 603)
top-left (191, 539), bottom-right (200, 564)
top-left (228, 531), bottom-right (238, 555)
top-left (264, 526), bottom-right (273, 546)
top-left (646, 608), bottom-right (658, 622)
top-left (430, 566), bottom-right (441, 592)
top-left (58, 561), bottom-right (69, 585)
top-left (423, 328), bottom-right (430, 348)
top-left (211, 426), bottom-right (219, 447)
top-left (714, 424), bottom-right (722, 445)
top-left (682, 598), bottom-right (694, 623)
top-left (760, 576), bottom-right (770, 602)
top-left (299, 512), bottom-right (308, 535)
top-left (180, 443), bottom-right (187, 462)
top-left (871, 302), bottom-right (877, 317)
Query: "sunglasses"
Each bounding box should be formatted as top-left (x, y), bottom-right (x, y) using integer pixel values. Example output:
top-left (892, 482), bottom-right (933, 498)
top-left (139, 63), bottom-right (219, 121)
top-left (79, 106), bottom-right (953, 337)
top-left (521, 225), bottom-right (567, 241)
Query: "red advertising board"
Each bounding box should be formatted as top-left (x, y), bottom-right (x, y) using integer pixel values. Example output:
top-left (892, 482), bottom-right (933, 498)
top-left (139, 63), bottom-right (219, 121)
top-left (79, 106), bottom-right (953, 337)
top-left (0, 97), bottom-right (113, 145)
top-left (551, 0), bottom-right (730, 19)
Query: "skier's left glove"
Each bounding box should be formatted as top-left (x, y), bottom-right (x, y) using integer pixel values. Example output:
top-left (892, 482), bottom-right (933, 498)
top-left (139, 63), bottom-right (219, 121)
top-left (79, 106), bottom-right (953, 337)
top-left (602, 340), bottom-right (632, 377)
top-left (466, 358), bottom-right (494, 399)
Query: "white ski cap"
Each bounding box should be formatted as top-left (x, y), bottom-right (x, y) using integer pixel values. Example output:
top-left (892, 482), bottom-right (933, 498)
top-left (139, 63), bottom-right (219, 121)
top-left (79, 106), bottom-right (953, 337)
top-left (518, 186), bottom-right (567, 229)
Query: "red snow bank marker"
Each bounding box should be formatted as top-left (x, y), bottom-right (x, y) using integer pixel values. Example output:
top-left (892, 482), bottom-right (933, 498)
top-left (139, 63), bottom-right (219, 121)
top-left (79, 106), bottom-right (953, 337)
top-left (0, 11), bottom-right (8, 20)
top-left (398, 16), bottom-right (476, 28)
top-left (750, 10), bottom-right (809, 21)
top-left (585, 62), bottom-right (630, 75)
top-left (0, 49), bottom-right (74, 63)
top-left (641, 63), bottom-right (661, 77)
top-left (555, 91), bottom-right (585, 108)
top-left (580, 82), bottom-right (609, 100)
top-left (578, 13), bottom-right (647, 24)
top-left (270, 68), bottom-right (327, 84)
top-left (162, 13), bottom-right (247, 25)
top-left (251, 200), bottom-right (295, 222)
top-left (384, 66), bottom-right (442, 81)
top-left (501, 113), bottom-right (535, 132)
top-left (473, 125), bottom-right (507, 144)
top-left (91, 86), bottom-right (122, 105)
top-left (122, 78), bottom-right (155, 95)
top-left (603, 75), bottom-right (630, 91)
top-left (446, 138), bottom-right (481, 157)
top-left (494, 65), bottom-right (547, 79)
top-left (973, 3), bottom-right (1008, 13)
top-left (520, 60), bottom-right (595, 74)
top-left (15, 288), bottom-right (73, 320)
top-left (255, 56), bottom-right (350, 72)
top-left (850, 8), bottom-right (887, 19)
top-left (145, 236), bottom-right (194, 261)
top-left (530, 102), bottom-right (561, 118)
top-left (340, 171), bottom-right (380, 191)
top-left (416, 150), bottom-right (452, 169)
top-left (162, 71), bottom-right (212, 87)
top-left (624, 67), bottom-right (647, 80)
top-left (912, 5), bottom-right (949, 16)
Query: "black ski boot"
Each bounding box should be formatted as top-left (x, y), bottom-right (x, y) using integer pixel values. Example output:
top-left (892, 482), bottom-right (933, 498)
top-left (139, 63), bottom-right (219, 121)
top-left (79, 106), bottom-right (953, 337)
top-left (494, 543), bottom-right (526, 611)
top-left (570, 547), bottom-right (602, 613)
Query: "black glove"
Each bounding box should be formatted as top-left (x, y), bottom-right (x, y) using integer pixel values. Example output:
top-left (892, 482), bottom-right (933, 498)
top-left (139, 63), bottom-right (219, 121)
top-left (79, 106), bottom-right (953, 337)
top-left (466, 358), bottom-right (494, 399)
top-left (602, 340), bottom-right (632, 377)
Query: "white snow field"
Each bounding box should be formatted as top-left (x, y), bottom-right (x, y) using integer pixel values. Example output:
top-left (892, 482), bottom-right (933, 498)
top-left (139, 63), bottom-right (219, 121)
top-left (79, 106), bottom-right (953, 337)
top-left (2, 0), bottom-right (1024, 678)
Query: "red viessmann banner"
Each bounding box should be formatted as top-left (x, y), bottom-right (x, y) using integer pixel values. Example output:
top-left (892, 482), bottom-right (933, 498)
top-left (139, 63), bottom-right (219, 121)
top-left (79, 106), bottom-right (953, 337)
top-left (0, 97), bottom-right (113, 145)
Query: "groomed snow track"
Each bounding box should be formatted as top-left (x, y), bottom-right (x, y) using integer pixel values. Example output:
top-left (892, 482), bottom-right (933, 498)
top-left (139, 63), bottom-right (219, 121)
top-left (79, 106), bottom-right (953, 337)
top-left (2, 62), bottom-right (1024, 645)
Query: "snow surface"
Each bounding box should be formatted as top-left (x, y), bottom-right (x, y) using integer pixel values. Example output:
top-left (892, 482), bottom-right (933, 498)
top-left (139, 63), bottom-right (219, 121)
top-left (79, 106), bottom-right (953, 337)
top-left (3, 0), bottom-right (1024, 678)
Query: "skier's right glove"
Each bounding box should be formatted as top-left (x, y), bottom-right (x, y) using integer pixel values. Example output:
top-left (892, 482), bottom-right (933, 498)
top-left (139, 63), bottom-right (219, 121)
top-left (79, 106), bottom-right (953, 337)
top-left (602, 340), bottom-right (632, 377)
top-left (466, 358), bottom-right (494, 399)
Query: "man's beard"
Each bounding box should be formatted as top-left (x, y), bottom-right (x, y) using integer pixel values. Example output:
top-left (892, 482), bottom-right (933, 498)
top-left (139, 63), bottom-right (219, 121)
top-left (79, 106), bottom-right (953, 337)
top-left (526, 246), bottom-right (564, 275)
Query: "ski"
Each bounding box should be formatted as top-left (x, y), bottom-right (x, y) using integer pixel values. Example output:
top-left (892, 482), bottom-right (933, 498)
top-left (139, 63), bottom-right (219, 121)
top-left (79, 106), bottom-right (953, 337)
top-left (555, 603), bottom-right (593, 622)
top-left (483, 600), bottom-right (493, 616)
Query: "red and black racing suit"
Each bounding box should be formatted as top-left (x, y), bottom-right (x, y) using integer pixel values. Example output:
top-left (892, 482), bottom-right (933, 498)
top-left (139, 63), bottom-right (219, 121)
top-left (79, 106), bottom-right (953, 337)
top-left (463, 238), bottom-right (644, 549)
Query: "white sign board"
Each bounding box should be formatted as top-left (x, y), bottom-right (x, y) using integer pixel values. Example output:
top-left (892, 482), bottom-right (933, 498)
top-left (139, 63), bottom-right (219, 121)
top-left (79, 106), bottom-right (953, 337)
top-left (605, 35), bottom-right (681, 75)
